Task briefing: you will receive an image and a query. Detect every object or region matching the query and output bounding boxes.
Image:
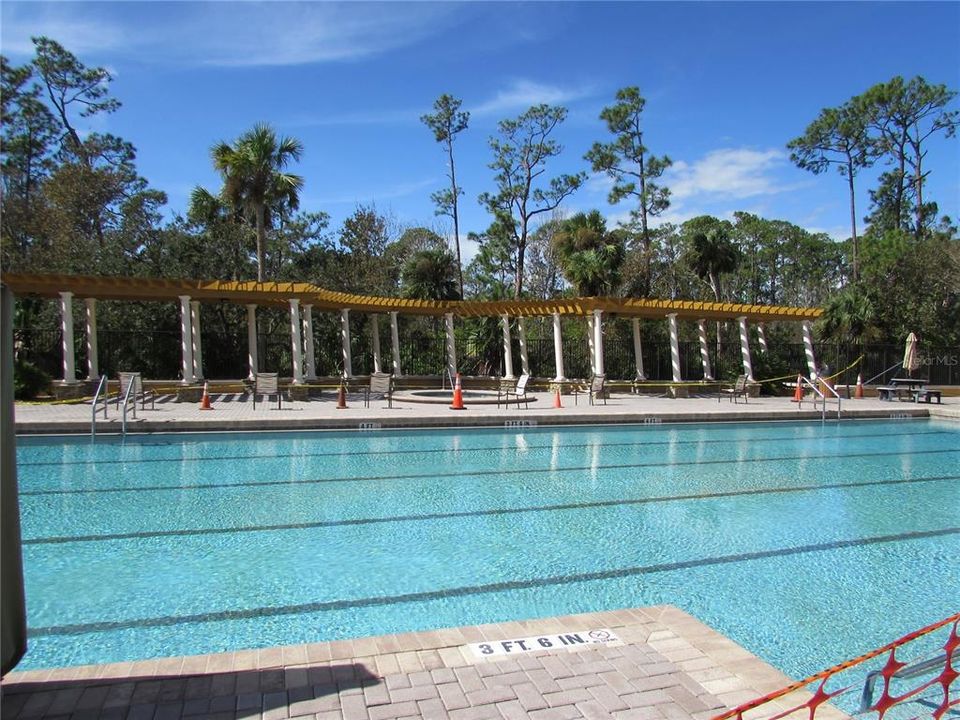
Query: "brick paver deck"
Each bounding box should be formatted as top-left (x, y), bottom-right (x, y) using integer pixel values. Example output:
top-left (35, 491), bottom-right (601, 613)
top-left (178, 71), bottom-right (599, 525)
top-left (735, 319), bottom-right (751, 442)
top-left (2, 606), bottom-right (846, 720)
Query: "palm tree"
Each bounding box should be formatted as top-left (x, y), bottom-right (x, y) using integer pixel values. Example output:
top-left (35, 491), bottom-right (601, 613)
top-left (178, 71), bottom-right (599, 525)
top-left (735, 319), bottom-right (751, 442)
top-left (210, 123), bottom-right (304, 281)
top-left (400, 248), bottom-right (460, 300)
top-left (689, 226), bottom-right (738, 302)
top-left (688, 225), bottom-right (739, 357)
top-left (551, 210), bottom-right (625, 296)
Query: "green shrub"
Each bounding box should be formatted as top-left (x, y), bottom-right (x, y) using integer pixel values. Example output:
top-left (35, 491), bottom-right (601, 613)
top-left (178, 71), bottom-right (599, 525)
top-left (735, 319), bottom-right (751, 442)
top-left (14, 359), bottom-right (51, 400)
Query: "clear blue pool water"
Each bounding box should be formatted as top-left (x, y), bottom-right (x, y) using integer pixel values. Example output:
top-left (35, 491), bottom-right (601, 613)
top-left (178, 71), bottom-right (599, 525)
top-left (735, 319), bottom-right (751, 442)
top-left (14, 418), bottom-right (960, 679)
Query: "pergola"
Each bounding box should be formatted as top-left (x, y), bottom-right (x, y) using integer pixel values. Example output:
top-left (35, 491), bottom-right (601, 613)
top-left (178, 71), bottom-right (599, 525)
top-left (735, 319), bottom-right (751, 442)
top-left (0, 272), bottom-right (823, 386)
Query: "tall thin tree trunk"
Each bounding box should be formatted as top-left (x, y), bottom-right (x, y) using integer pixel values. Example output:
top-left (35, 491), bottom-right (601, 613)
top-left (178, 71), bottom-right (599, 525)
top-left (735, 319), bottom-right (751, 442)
top-left (912, 126), bottom-right (924, 238)
top-left (846, 156), bottom-right (858, 282)
top-left (638, 145), bottom-right (651, 296)
top-left (255, 204), bottom-right (266, 282)
top-left (447, 142), bottom-right (464, 299)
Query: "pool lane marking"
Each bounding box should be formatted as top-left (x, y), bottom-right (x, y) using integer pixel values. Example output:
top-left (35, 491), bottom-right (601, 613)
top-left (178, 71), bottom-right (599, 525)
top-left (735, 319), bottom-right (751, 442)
top-left (16, 429), bottom-right (952, 467)
top-left (27, 526), bottom-right (960, 638)
top-left (18, 447), bottom-right (960, 496)
top-left (21, 474), bottom-right (960, 546)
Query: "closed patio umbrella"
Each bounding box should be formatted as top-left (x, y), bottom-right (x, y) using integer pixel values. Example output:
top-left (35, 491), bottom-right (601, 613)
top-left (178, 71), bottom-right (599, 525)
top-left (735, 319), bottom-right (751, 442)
top-left (903, 332), bottom-right (920, 377)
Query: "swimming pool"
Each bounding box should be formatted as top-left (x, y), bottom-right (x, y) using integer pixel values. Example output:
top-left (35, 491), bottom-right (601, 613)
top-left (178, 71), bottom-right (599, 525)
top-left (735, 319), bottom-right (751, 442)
top-left (14, 418), bottom-right (960, 679)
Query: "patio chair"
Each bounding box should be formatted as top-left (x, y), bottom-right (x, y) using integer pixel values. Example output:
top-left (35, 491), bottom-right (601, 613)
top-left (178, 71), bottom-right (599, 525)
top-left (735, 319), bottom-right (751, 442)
top-left (116, 372), bottom-right (155, 411)
top-left (252, 372), bottom-right (282, 409)
top-left (498, 373), bottom-right (532, 408)
top-left (573, 374), bottom-right (606, 405)
top-left (719, 374), bottom-right (749, 403)
top-left (364, 372), bottom-right (395, 408)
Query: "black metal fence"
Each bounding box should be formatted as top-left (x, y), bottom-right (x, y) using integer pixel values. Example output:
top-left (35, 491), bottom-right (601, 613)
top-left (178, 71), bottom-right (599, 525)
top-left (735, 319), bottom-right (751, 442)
top-left (15, 322), bottom-right (958, 386)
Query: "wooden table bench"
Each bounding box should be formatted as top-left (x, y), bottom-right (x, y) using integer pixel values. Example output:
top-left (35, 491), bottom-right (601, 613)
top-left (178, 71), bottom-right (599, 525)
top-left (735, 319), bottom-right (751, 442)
top-left (914, 389), bottom-right (942, 404)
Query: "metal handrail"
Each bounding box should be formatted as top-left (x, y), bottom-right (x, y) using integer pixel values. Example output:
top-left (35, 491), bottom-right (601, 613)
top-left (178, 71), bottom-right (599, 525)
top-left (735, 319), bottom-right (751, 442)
top-left (864, 361), bottom-right (903, 386)
top-left (797, 376), bottom-right (841, 421)
top-left (90, 374), bottom-right (108, 439)
top-left (820, 377), bottom-right (842, 419)
top-left (120, 375), bottom-right (138, 436)
top-left (858, 652), bottom-right (945, 712)
top-left (442, 367), bottom-right (454, 390)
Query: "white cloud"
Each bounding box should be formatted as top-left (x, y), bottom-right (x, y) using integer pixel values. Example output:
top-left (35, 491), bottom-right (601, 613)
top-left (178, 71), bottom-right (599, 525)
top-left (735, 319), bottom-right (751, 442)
top-left (1, 5), bottom-right (126, 57)
top-left (471, 79), bottom-right (594, 117)
top-left (667, 148), bottom-right (789, 200)
top-left (1, 2), bottom-right (461, 68)
top-left (185, 4), bottom-right (461, 67)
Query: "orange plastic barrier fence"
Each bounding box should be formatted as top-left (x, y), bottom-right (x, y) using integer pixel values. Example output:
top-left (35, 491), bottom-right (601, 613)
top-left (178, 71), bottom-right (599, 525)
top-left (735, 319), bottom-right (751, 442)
top-left (712, 612), bottom-right (959, 720)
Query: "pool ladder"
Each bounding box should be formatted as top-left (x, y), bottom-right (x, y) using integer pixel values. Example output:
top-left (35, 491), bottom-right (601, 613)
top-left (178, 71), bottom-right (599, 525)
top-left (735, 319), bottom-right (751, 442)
top-left (797, 375), bottom-right (842, 421)
top-left (90, 375), bottom-right (109, 440)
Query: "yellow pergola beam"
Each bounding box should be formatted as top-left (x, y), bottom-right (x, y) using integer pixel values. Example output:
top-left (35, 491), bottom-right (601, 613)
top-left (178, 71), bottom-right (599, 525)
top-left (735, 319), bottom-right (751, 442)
top-left (0, 273), bottom-right (822, 322)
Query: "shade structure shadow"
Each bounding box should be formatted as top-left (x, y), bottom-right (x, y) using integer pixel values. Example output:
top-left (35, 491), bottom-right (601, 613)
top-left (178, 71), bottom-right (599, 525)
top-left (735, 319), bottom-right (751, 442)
top-left (1, 661), bottom-right (380, 719)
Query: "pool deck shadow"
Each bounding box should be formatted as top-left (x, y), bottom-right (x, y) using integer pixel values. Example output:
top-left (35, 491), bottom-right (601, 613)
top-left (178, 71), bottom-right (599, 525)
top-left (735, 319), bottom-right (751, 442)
top-left (1, 606), bottom-right (849, 720)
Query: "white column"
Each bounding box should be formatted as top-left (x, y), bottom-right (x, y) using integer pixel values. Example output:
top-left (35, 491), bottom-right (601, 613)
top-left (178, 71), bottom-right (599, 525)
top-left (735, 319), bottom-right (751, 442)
top-left (59, 292), bottom-right (77, 384)
top-left (738, 316), bottom-right (754, 381)
top-left (501, 315), bottom-right (514, 379)
top-left (757, 322), bottom-right (768, 355)
top-left (340, 308), bottom-right (353, 378)
top-left (371, 314), bottom-right (382, 374)
top-left (586, 315), bottom-right (596, 375)
top-left (552, 313), bottom-right (566, 382)
top-left (698, 319), bottom-right (713, 381)
top-left (444, 313), bottom-right (457, 376)
top-left (802, 321), bottom-right (817, 378)
top-left (190, 300), bottom-right (204, 381)
top-left (667, 313), bottom-right (682, 383)
top-left (593, 309), bottom-right (605, 376)
top-left (178, 295), bottom-right (194, 385)
top-left (84, 298), bottom-right (99, 381)
top-left (517, 317), bottom-right (530, 377)
top-left (632, 318), bottom-right (646, 381)
top-left (302, 304), bottom-right (316, 381)
top-left (390, 311), bottom-right (402, 376)
top-left (289, 299), bottom-right (304, 384)
top-left (246, 304), bottom-right (258, 380)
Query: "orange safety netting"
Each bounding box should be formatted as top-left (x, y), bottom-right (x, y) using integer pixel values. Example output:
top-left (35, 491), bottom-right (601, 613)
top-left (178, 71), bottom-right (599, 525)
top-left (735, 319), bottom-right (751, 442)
top-left (712, 612), bottom-right (959, 720)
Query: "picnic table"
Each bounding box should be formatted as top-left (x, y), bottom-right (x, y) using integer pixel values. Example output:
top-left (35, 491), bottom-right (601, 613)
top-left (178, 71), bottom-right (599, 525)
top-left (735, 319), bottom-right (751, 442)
top-left (877, 377), bottom-right (940, 403)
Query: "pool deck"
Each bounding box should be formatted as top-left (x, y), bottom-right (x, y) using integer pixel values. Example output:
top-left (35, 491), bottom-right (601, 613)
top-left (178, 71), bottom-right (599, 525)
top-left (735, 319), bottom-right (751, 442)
top-left (12, 389), bottom-right (958, 434)
top-left (1, 605), bottom-right (845, 720)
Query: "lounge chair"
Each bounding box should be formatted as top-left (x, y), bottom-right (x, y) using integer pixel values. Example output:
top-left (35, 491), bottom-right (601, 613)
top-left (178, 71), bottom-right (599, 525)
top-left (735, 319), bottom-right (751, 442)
top-left (364, 372), bottom-right (395, 408)
top-left (574, 374), bottom-right (606, 405)
top-left (116, 372), bottom-right (155, 411)
top-left (498, 373), bottom-right (532, 408)
top-left (252, 372), bottom-right (282, 409)
top-left (719, 375), bottom-right (749, 403)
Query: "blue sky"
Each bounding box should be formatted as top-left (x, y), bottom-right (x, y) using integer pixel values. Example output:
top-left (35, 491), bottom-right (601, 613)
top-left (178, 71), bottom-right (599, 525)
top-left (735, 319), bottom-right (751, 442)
top-left (3, 1), bottom-right (959, 261)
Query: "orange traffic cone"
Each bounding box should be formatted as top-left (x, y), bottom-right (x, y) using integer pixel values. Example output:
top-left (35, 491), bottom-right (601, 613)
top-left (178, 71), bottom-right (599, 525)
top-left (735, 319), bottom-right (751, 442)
top-left (199, 381), bottom-right (213, 410)
top-left (336, 383), bottom-right (348, 409)
top-left (450, 373), bottom-right (466, 410)
top-left (554, 388), bottom-right (563, 409)
top-left (792, 375), bottom-right (803, 403)
top-left (855, 374), bottom-right (864, 399)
